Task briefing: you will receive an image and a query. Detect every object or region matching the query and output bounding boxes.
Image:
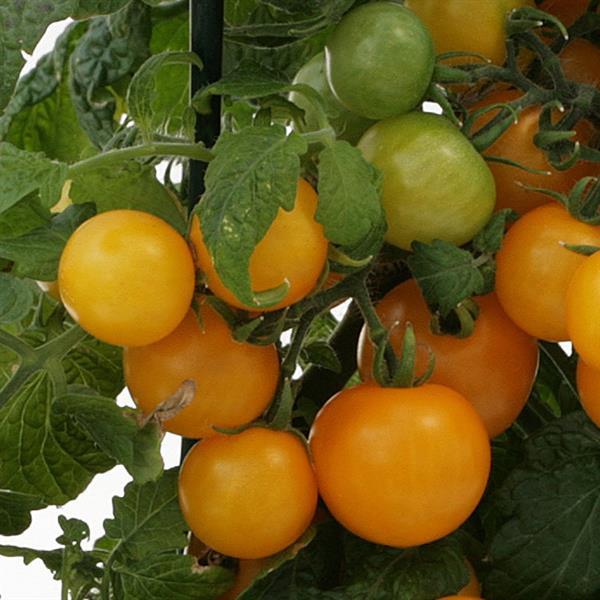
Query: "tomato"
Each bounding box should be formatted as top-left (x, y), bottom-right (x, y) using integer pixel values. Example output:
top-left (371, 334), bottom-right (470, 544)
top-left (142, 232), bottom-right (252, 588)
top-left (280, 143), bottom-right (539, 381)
top-left (439, 597), bottom-right (482, 600)
top-left (358, 112), bottom-right (495, 250)
top-left (575, 360), bottom-right (600, 427)
top-left (325, 2), bottom-right (434, 120)
top-left (58, 210), bottom-right (195, 347)
top-left (178, 428), bottom-right (318, 559)
top-left (566, 252), bottom-right (600, 371)
top-left (405, 0), bottom-right (534, 66)
top-left (289, 52), bottom-right (375, 145)
top-left (496, 203), bottom-right (600, 341)
top-left (540, 0), bottom-right (599, 28)
top-left (123, 303), bottom-right (279, 438)
top-left (471, 89), bottom-right (597, 215)
top-left (309, 383), bottom-right (490, 547)
top-left (357, 280), bottom-right (538, 438)
top-left (459, 561), bottom-right (482, 597)
top-left (218, 559), bottom-right (266, 600)
top-left (191, 179), bottom-right (328, 312)
top-left (559, 38), bottom-right (600, 87)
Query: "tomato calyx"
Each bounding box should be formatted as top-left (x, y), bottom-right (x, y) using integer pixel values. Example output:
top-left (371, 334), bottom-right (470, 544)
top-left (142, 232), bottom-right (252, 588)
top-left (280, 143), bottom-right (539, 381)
top-left (430, 298), bottom-right (481, 340)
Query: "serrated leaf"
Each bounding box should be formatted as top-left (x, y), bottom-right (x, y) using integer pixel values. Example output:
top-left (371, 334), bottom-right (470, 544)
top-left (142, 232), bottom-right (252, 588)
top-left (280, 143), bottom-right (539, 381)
top-left (128, 51), bottom-right (200, 140)
top-left (472, 209), bottom-right (518, 255)
top-left (0, 203), bottom-right (96, 280)
top-left (0, 143), bottom-right (68, 214)
top-left (113, 555), bottom-right (233, 600)
top-left (99, 468), bottom-right (189, 564)
top-left (301, 341), bottom-right (341, 373)
top-left (0, 544), bottom-right (63, 574)
top-left (54, 392), bottom-right (163, 484)
top-left (69, 162), bottom-right (186, 233)
top-left (485, 412), bottom-right (600, 600)
top-left (73, 0), bottom-right (131, 18)
top-left (317, 141), bottom-right (385, 259)
top-left (0, 489), bottom-right (46, 536)
top-left (0, 276), bottom-right (35, 324)
top-left (0, 370), bottom-right (115, 505)
top-left (0, 196), bottom-right (50, 240)
top-left (197, 125), bottom-right (307, 307)
top-left (408, 240), bottom-right (486, 316)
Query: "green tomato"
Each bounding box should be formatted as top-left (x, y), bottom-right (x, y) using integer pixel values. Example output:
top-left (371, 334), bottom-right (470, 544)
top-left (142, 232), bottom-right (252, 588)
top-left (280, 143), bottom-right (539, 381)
top-left (358, 112), bottom-right (496, 250)
top-left (289, 52), bottom-right (375, 145)
top-left (325, 2), bottom-right (435, 120)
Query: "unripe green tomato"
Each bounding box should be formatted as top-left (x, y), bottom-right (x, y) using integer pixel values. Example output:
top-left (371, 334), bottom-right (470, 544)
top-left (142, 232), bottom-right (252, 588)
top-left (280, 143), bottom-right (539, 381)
top-left (325, 2), bottom-right (435, 119)
top-left (289, 52), bottom-right (375, 145)
top-left (358, 112), bottom-right (496, 250)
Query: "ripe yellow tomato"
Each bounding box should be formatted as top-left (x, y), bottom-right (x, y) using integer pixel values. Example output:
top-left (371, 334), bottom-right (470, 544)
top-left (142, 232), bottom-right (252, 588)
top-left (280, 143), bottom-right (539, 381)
top-left (496, 203), bottom-right (600, 341)
top-left (179, 428), bottom-right (318, 559)
top-left (566, 252), bottom-right (600, 371)
top-left (405, 0), bottom-right (534, 65)
top-left (559, 38), bottom-right (600, 87)
top-left (58, 210), bottom-right (195, 347)
top-left (357, 280), bottom-right (538, 438)
top-left (191, 179), bottom-right (328, 311)
top-left (124, 303), bottom-right (280, 438)
top-left (309, 383), bottom-right (490, 547)
top-left (575, 360), bottom-right (600, 427)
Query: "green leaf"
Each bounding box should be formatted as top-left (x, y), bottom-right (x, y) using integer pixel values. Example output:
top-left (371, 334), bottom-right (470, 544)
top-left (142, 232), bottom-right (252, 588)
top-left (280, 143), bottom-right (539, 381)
top-left (113, 555), bottom-right (234, 600)
top-left (54, 392), bottom-right (163, 484)
top-left (73, 0), bottom-right (131, 18)
top-left (0, 143), bottom-right (68, 214)
top-left (0, 370), bottom-right (115, 505)
top-left (69, 162), bottom-right (186, 233)
top-left (98, 468), bottom-right (189, 564)
top-left (0, 196), bottom-right (51, 240)
top-left (472, 209), bottom-right (518, 255)
top-left (485, 412), bottom-right (600, 600)
top-left (197, 125), bottom-right (307, 307)
top-left (317, 141), bottom-right (385, 259)
top-left (69, 1), bottom-right (152, 147)
top-left (0, 489), bottom-right (46, 536)
top-left (407, 240), bottom-right (486, 316)
top-left (301, 341), bottom-right (342, 373)
top-left (0, 275), bottom-right (35, 324)
top-left (127, 51), bottom-right (200, 140)
top-left (0, 544), bottom-right (63, 574)
top-left (0, 203), bottom-right (96, 281)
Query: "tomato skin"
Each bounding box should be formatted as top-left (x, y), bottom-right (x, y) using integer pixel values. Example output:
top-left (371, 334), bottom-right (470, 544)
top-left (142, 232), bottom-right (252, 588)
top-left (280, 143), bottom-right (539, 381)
top-left (496, 203), bottom-right (600, 341)
top-left (178, 428), bottom-right (318, 559)
top-left (567, 252), bottom-right (600, 371)
top-left (405, 0), bottom-right (533, 66)
top-left (218, 559), bottom-right (266, 600)
top-left (439, 596), bottom-right (482, 600)
top-left (289, 52), bottom-right (375, 145)
top-left (325, 2), bottom-right (435, 120)
top-left (357, 280), bottom-right (538, 438)
top-left (559, 38), bottom-right (600, 87)
top-left (576, 360), bottom-right (600, 428)
top-left (358, 112), bottom-right (495, 250)
top-left (472, 90), bottom-right (597, 215)
top-left (540, 0), bottom-right (599, 27)
top-left (459, 561), bottom-right (482, 596)
top-left (309, 383), bottom-right (490, 548)
top-left (123, 304), bottom-right (279, 439)
top-left (191, 179), bottom-right (328, 312)
top-left (58, 210), bottom-right (195, 347)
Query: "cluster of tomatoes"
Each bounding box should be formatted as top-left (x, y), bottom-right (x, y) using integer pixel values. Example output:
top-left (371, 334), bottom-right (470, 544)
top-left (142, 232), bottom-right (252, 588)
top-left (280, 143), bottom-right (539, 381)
top-left (51, 0), bottom-right (598, 598)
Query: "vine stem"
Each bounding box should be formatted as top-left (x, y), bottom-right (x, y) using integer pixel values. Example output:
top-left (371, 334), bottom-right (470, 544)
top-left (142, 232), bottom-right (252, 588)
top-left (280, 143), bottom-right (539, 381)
top-left (0, 329), bottom-right (36, 360)
top-left (67, 142), bottom-right (214, 179)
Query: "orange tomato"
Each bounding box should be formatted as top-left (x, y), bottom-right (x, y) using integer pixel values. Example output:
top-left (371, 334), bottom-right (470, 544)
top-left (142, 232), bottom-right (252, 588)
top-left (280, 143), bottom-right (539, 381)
top-left (219, 559), bottom-right (266, 600)
top-left (459, 561), bottom-right (482, 596)
top-left (358, 280), bottom-right (538, 438)
top-left (559, 38), bottom-right (600, 86)
top-left (496, 203), bottom-right (600, 341)
top-left (179, 428), bottom-right (317, 559)
top-left (191, 179), bottom-right (328, 312)
top-left (309, 383), bottom-right (490, 547)
top-left (540, 0), bottom-right (599, 28)
top-left (58, 210), bottom-right (195, 347)
top-left (576, 359), bottom-right (600, 427)
top-left (471, 89), bottom-right (597, 215)
top-left (124, 303), bottom-right (279, 438)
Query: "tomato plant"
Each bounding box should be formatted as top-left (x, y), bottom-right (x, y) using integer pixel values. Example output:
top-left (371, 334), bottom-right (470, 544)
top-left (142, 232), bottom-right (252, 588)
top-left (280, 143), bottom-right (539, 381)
top-left (495, 203), bottom-right (600, 341)
top-left (178, 427), bottom-right (318, 559)
top-left (357, 280), bottom-right (539, 437)
top-left (58, 209), bottom-right (195, 347)
top-left (405, 0), bottom-right (534, 65)
top-left (358, 112), bottom-right (496, 250)
top-left (559, 38), bottom-right (600, 86)
top-left (575, 359), bottom-right (600, 428)
top-left (325, 2), bottom-right (435, 119)
top-left (123, 302), bottom-right (280, 438)
top-left (309, 383), bottom-right (491, 547)
top-left (540, 0), bottom-right (599, 27)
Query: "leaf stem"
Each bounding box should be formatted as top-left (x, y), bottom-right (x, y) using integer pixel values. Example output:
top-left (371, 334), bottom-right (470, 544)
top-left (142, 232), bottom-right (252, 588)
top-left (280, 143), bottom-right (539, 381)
top-left (0, 329), bottom-right (35, 361)
top-left (67, 142), bottom-right (214, 179)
